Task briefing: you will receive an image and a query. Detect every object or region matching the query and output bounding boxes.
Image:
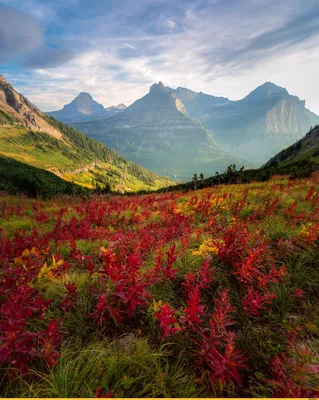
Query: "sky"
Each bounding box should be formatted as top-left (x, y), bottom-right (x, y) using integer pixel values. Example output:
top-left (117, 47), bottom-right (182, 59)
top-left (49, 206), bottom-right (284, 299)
top-left (1, 0), bottom-right (319, 113)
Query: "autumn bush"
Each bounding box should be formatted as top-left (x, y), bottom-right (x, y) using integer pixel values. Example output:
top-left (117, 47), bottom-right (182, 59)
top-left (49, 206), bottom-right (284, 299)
top-left (0, 176), bottom-right (318, 397)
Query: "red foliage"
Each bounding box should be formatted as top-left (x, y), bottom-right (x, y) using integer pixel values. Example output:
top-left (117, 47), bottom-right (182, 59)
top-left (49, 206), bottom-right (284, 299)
top-left (242, 287), bottom-right (276, 317)
top-left (180, 286), bottom-right (205, 329)
top-left (95, 387), bottom-right (113, 398)
top-left (154, 302), bottom-right (180, 340)
top-left (268, 347), bottom-right (319, 397)
top-left (60, 282), bottom-right (78, 313)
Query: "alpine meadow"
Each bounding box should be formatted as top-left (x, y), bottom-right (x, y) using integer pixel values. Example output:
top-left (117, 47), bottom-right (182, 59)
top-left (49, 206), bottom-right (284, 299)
top-left (0, 0), bottom-right (319, 398)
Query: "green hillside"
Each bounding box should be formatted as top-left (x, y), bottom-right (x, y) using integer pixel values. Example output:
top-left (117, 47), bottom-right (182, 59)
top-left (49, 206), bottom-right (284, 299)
top-left (0, 121), bottom-right (172, 192)
top-left (0, 75), bottom-right (173, 193)
top-left (0, 155), bottom-right (88, 198)
top-left (265, 125), bottom-right (319, 169)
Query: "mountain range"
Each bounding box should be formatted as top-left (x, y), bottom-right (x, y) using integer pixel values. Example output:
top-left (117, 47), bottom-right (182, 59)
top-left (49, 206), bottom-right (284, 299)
top-left (47, 92), bottom-right (126, 123)
top-left (70, 82), bottom-right (250, 181)
top-left (0, 74), bottom-right (172, 194)
top-left (60, 82), bottom-right (319, 179)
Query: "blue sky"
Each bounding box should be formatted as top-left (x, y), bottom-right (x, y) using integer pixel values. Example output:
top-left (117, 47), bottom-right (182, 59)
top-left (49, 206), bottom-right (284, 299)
top-left (1, 0), bottom-right (319, 112)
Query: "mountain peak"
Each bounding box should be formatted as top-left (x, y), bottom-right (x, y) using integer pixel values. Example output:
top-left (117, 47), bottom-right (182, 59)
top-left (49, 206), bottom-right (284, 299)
top-left (48, 93), bottom-right (127, 122)
top-left (149, 81), bottom-right (167, 94)
top-left (245, 82), bottom-right (287, 102)
top-left (77, 92), bottom-right (93, 99)
top-left (58, 92), bottom-right (105, 117)
top-left (115, 103), bottom-right (127, 109)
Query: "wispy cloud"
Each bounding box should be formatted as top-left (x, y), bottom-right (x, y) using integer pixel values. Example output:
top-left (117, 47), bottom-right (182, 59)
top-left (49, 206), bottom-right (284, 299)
top-left (1, 0), bottom-right (319, 113)
top-left (125, 44), bottom-right (136, 51)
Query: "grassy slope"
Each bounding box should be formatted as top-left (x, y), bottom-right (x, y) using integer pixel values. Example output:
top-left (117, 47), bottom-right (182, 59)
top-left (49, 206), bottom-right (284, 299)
top-left (265, 125), bottom-right (319, 169)
top-left (0, 108), bottom-right (173, 192)
top-left (0, 155), bottom-right (88, 198)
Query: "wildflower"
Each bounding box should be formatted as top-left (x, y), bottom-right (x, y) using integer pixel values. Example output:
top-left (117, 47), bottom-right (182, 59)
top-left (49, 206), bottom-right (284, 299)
top-left (192, 240), bottom-right (219, 256)
top-left (180, 286), bottom-right (205, 329)
top-left (154, 302), bottom-right (180, 340)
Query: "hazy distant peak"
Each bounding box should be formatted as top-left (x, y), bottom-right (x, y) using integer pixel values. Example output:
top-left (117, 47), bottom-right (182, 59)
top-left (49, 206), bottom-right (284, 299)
top-left (77, 92), bottom-right (93, 99)
top-left (115, 103), bottom-right (127, 109)
top-left (149, 81), bottom-right (167, 93)
top-left (47, 91), bottom-right (127, 122)
top-left (244, 82), bottom-right (288, 101)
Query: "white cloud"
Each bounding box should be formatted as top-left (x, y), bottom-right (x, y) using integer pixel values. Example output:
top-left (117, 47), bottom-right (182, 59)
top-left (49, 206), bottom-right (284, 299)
top-left (124, 43), bottom-right (136, 51)
top-left (9, 0), bottom-right (319, 114)
top-left (167, 19), bottom-right (176, 28)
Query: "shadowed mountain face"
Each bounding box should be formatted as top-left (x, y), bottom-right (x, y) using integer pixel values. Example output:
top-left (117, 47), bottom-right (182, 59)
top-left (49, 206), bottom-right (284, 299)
top-left (47, 92), bottom-right (126, 123)
top-left (193, 82), bottom-right (319, 164)
top-left (0, 75), bottom-right (173, 192)
top-left (71, 82), bottom-right (250, 181)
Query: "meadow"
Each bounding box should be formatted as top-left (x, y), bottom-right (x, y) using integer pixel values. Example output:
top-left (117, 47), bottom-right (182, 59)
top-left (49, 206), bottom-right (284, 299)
top-left (0, 176), bottom-right (318, 397)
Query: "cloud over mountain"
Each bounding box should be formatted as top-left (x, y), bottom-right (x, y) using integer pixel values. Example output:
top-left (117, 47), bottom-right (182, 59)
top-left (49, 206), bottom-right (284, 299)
top-left (2, 0), bottom-right (319, 113)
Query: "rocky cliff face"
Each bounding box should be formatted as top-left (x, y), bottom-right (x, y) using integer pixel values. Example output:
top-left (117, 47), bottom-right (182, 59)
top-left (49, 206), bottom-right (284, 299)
top-left (172, 87), bottom-right (229, 118)
top-left (71, 82), bottom-right (249, 181)
top-left (0, 74), bottom-right (62, 139)
top-left (200, 82), bottom-right (319, 164)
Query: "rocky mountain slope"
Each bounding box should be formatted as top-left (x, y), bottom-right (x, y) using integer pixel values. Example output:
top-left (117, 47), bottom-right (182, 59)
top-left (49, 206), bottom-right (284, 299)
top-left (193, 82), bottom-right (319, 164)
top-left (71, 82), bottom-right (249, 181)
top-left (0, 74), bottom-right (62, 139)
top-left (168, 86), bottom-right (229, 118)
top-left (265, 124), bottom-right (319, 168)
top-left (0, 75), bottom-right (172, 192)
top-left (47, 92), bottom-right (126, 123)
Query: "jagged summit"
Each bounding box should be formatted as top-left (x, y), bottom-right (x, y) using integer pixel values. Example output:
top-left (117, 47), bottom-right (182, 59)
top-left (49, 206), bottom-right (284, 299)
top-left (0, 74), bottom-right (7, 83)
top-left (149, 81), bottom-right (166, 93)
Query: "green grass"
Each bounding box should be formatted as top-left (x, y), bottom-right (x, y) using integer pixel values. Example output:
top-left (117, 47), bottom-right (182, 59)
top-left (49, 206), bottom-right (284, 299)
top-left (5, 339), bottom-right (202, 398)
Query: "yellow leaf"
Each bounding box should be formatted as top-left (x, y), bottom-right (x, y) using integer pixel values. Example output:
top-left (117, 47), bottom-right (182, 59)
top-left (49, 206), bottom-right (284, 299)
top-left (38, 262), bottom-right (48, 280)
top-left (22, 249), bottom-right (30, 257)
